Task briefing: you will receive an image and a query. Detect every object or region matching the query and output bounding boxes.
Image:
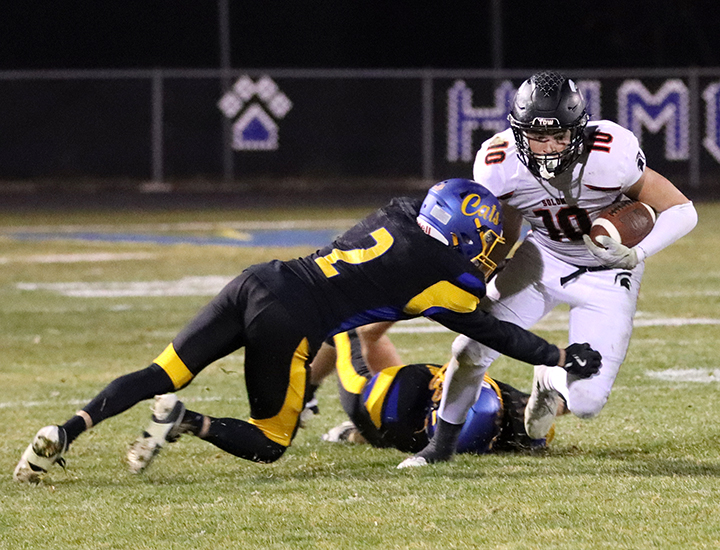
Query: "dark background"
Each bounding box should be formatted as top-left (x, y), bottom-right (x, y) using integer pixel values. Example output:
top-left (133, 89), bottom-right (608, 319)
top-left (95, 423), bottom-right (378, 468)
top-left (2, 1), bottom-right (719, 208)
top-left (2, 1), bottom-right (717, 71)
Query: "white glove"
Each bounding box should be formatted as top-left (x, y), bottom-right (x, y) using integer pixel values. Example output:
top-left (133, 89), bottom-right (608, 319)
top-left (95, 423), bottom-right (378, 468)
top-left (582, 234), bottom-right (642, 269)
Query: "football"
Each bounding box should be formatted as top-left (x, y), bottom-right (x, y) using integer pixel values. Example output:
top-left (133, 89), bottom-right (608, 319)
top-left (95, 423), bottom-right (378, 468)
top-left (589, 200), bottom-right (656, 248)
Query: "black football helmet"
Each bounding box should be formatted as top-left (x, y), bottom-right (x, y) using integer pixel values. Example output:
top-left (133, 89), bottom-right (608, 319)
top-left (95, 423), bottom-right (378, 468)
top-left (508, 71), bottom-right (589, 180)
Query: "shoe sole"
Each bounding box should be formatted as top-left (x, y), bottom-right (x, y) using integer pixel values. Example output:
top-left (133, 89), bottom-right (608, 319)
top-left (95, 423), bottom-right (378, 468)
top-left (127, 396), bottom-right (185, 474)
top-left (524, 390), bottom-right (559, 439)
top-left (13, 426), bottom-right (67, 483)
top-left (397, 456), bottom-right (428, 469)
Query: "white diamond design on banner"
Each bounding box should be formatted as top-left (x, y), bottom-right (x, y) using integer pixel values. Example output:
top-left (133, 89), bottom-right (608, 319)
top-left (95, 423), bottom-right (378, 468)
top-left (218, 75), bottom-right (293, 151)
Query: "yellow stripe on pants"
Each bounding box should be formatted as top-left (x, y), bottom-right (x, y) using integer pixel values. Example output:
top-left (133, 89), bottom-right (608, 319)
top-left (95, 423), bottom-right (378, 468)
top-left (249, 338), bottom-right (309, 447)
top-left (154, 343), bottom-right (194, 390)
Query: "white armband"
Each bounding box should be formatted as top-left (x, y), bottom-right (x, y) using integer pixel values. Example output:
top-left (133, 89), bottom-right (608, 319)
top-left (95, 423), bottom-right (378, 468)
top-left (635, 201), bottom-right (698, 261)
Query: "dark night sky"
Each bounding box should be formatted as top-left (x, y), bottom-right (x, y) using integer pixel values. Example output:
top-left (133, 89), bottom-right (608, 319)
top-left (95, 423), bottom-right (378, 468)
top-left (1, 1), bottom-right (718, 71)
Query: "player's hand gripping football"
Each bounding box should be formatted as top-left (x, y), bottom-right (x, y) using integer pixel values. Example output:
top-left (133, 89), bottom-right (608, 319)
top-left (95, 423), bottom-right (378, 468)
top-left (583, 234), bottom-right (640, 269)
top-left (561, 342), bottom-right (602, 378)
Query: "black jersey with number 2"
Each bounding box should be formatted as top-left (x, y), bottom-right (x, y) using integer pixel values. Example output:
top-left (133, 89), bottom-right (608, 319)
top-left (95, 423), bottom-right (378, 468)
top-left (247, 197), bottom-right (560, 367)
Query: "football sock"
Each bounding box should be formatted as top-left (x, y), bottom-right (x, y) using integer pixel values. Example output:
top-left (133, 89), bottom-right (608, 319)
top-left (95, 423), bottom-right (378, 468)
top-left (545, 365), bottom-right (570, 403)
top-left (304, 383), bottom-right (320, 413)
top-left (305, 382), bottom-right (319, 404)
top-left (201, 417), bottom-right (286, 463)
top-left (179, 409), bottom-right (207, 436)
top-left (79, 364), bottom-right (175, 428)
top-left (416, 417), bottom-right (463, 463)
top-left (61, 415), bottom-right (88, 445)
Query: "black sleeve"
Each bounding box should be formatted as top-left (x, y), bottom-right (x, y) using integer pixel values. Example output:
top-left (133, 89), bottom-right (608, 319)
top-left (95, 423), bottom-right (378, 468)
top-left (429, 309), bottom-right (561, 367)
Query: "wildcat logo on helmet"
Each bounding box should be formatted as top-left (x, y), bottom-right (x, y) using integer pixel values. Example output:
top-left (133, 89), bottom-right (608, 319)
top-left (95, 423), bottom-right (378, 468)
top-left (461, 195), bottom-right (500, 226)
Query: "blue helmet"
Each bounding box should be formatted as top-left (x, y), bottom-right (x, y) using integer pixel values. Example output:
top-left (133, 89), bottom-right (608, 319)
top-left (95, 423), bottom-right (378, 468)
top-left (417, 179), bottom-right (504, 276)
top-left (426, 375), bottom-right (550, 454)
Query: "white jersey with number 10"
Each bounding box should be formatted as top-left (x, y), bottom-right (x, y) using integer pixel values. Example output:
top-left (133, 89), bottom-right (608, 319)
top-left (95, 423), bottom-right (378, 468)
top-left (473, 120), bottom-right (646, 266)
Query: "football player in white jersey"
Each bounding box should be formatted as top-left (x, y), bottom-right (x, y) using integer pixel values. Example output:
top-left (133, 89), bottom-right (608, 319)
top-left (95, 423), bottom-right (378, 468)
top-left (398, 70), bottom-right (698, 468)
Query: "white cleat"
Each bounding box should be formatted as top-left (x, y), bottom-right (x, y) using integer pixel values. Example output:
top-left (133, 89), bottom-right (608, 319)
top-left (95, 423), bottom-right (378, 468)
top-left (14, 425), bottom-right (68, 484)
top-left (127, 394), bottom-right (186, 474)
top-left (396, 456), bottom-right (428, 469)
top-left (524, 365), bottom-right (561, 439)
top-left (321, 421), bottom-right (358, 443)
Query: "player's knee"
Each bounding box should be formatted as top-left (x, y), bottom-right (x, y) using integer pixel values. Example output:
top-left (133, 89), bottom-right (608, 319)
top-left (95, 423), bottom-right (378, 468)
top-left (451, 335), bottom-right (490, 369)
top-left (567, 393), bottom-right (608, 419)
top-left (251, 440), bottom-right (287, 463)
top-left (356, 321), bottom-right (393, 343)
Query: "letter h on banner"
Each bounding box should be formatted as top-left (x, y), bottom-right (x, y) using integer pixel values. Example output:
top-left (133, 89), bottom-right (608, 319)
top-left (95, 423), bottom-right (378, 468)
top-left (446, 79), bottom-right (602, 163)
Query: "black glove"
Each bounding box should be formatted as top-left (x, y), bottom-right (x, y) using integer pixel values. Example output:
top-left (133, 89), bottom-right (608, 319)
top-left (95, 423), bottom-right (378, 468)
top-left (562, 343), bottom-right (602, 378)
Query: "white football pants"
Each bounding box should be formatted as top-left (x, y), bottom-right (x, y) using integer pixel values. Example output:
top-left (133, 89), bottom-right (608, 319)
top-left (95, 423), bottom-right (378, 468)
top-left (438, 233), bottom-right (644, 424)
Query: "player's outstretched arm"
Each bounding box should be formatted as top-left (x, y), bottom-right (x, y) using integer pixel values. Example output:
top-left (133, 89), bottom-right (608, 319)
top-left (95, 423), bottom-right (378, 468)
top-left (585, 167), bottom-right (697, 268)
top-left (433, 310), bottom-right (601, 376)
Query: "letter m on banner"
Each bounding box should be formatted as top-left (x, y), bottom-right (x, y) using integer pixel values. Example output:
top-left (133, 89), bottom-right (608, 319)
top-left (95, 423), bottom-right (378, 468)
top-left (617, 79), bottom-right (689, 160)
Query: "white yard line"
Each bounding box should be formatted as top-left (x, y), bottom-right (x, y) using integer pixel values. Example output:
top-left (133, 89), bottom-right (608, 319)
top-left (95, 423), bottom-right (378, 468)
top-left (659, 290), bottom-right (720, 297)
top-left (15, 279), bottom-right (720, 325)
top-left (387, 313), bottom-right (720, 334)
top-left (0, 219), bottom-right (357, 233)
top-left (4, 307), bottom-right (719, 412)
top-left (16, 276), bottom-right (232, 297)
top-left (645, 369), bottom-right (720, 382)
top-left (0, 252), bottom-right (157, 264)
top-left (1, 394), bottom-right (243, 410)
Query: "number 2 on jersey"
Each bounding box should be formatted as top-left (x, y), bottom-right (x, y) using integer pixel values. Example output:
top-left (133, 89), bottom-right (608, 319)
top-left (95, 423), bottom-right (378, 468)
top-left (315, 227), bottom-right (394, 277)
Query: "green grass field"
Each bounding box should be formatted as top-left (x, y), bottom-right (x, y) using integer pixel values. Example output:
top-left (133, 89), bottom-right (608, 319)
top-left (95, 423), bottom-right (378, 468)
top-left (1, 202), bottom-right (719, 550)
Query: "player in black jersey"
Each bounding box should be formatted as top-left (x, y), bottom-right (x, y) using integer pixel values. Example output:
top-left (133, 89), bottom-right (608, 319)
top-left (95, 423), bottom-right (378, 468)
top-left (14, 179), bottom-right (601, 483)
top-left (320, 329), bottom-right (550, 455)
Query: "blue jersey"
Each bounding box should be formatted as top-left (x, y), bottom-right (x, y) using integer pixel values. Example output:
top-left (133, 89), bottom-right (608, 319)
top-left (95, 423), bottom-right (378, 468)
top-left (332, 330), bottom-right (549, 454)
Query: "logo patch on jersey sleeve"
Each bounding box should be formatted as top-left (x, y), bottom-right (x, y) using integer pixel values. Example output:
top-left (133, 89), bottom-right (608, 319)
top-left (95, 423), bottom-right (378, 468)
top-left (636, 151), bottom-right (646, 173)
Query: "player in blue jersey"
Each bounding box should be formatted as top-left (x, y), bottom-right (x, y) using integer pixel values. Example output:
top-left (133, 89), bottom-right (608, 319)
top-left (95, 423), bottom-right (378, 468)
top-left (14, 179), bottom-right (599, 483)
top-left (320, 329), bottom-right (549, 455)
